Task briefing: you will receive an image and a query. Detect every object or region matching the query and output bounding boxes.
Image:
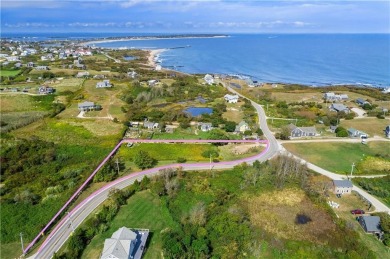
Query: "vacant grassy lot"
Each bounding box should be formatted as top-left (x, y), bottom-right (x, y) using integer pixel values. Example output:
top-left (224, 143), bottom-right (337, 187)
top-left (13, 118), bottom-right (122, 147)
top-left (0, 94), bottom-right (53, 112)
top-left (52, 78), bottom-right (84, 93)
top-left (222, 102), bottom-right (244, 123)
top-left (340, 118), bottom-right (390, 137)
top-left (283, 142), bottom-right (390, 174)
top-left (0, 111), bottom-right (48, 133)
top-left (81, 191), bottom-right (178, 259)
top-left (0, 69), bottom-right (21, 77)
top-left (118, 143), bottom-right (217, 162)
top-left (247, 188), bottom-right (336, 243)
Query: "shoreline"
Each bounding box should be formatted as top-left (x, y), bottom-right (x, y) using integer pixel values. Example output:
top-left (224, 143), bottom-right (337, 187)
top-left (147, 48), bottom-right (167, 68)
top-left (81, 35), bottom-right (228, 46)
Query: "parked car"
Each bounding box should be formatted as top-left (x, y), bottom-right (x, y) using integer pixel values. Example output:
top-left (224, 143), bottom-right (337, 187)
top-left (351, 209), bottom-right (365, 215)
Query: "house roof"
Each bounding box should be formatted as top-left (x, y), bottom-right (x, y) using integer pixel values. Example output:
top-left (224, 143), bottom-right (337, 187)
top-left (333, 180), bottom-right (353, 188)
top-left (299, 126), bottom-right (317, 134)
top-left (237, 121), bottom-right (249, 127)
top-left (331, 103), bottom-right (348, 111)
top-left (78, 101), bottom-right (94, 107)
top-left (360, 216), bottom-right (381, 232)
top-left (356, 98), bottom-right (365, 103)
top-left (101, 227), bottom-right (137, 259)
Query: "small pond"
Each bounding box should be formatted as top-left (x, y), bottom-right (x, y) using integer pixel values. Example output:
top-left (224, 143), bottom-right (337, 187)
top-left (123, 56), bottom-right (136, 61)
top-left (184, 107), bottom-right (213, 117)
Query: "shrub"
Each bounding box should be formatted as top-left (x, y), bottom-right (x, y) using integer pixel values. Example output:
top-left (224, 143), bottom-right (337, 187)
top-left (177, 157), bottom-right (187, 163)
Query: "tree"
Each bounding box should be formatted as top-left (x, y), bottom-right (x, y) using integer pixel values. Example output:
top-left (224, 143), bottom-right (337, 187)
top-left (208, 129), bottom-right (229, 145)
top-left (224, 121), bottom-right (237, 132)
top-left (133, 150), bottom-right (157, 169)
top-left (335, 127), bottom-right (348, 137)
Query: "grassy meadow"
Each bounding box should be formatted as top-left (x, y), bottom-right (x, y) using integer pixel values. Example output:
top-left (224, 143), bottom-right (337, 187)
top-left (283, 142), bottom-right (390, 174)
top-left (340, 118), bottom-right (390, 137)
top-left (0, 69), bottom-right (21, 77)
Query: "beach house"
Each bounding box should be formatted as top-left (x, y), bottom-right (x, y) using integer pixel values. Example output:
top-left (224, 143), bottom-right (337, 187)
top-left (96, 80), bottom-right (112, 88)
top-left (235, 121), bottom-right (250, 133)
top-left (224, 94), bottom-right (239, 103)
top-left (330, 103), bottom-right (350, 113)
top-left (101, 227), bottom-right (149, 259)
top-left (287, 124), bottom-right (318, 138)
top-left (332, 180), bottom-right (353, 195)
top-left (204, 74), bottom-right (214, 85)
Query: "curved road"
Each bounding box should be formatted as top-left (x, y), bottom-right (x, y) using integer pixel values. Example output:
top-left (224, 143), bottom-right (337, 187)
top-left (28, 83), bottom-right (388, 258)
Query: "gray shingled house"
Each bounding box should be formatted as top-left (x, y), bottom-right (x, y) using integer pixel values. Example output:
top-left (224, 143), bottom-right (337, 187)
top-left (287, 124), bottom-right (318, 138)
top-left (358, 216), bottom-right (382, 234)
top-left (101, 227), bottom-right (149, 259)
top-left (332, 180), bottom-right (353, 194)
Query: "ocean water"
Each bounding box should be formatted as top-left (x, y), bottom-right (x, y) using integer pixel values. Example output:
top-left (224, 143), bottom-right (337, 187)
top-left (94, 34), bottom-right (390, 87)
top-left (3, 33), bottom-right (389, 86)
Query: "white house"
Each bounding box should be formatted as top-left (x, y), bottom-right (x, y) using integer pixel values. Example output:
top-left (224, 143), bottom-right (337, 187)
top-left (224, 94), bottom-right (239, 103)
top-left (96, 80), bottom-right (112, 88)
top-left (235, 121), bottom-right (250, 133)
top-left (76, 71), bottom-right (89, 78)
top-left (204, 74), bottom-right (214, 85)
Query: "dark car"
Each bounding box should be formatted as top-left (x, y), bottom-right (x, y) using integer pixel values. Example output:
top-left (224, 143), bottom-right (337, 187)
top-left (351, 209), bottom-right (365, 215)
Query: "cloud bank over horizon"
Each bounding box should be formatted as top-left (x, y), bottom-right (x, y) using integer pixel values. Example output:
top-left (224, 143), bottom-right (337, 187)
top-left (1, 0), bottom-right (389, 33)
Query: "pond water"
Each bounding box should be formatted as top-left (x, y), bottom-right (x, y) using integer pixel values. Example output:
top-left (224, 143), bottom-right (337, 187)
top-left (123, 56), bottom-right (136, 61)
top-left (295, 214), bottom-right (312, 225)
top-left (184, 107), bottom-right (213, 117)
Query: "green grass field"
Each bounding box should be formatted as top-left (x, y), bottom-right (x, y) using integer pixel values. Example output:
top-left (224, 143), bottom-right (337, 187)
top-left (0, 69), bottom-right (21, 77)
top-left (0, 94), bottom-right (54, 112)
top-left (283, 142), bottom-right (390, 174)
top-left (81, 191), bottom-right (178, 259)
top-left (118, 143), bottom-right (217, 162)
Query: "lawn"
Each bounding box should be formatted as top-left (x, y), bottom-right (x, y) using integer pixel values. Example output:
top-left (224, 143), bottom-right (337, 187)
top-left (81, 190), bottom-right (178, 259)
top-left (283, 142), bottom-right (390, 175)
top-left (340, 118), bottom-right (390, 137)
top-left (0, 69), bottom-right (21, 77)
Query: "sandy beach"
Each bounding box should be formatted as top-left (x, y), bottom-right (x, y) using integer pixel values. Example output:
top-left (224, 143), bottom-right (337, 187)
top-left (147, 48), bottom-right (167, 68)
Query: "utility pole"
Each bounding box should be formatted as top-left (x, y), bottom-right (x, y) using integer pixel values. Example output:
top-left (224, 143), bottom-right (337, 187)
top-left (66, 212), bottom-right (75, 232)
top-left (20, 232), bottom-right (25, 255)
top-left (350, 162), bottom-right (355, 178)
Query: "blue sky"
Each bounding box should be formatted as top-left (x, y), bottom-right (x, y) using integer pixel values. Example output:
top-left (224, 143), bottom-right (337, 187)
top-left (1, 1), bottom-right (389, 33)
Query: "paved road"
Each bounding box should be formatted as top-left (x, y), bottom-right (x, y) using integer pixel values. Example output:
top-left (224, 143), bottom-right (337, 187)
top-left (28, 83), bottom-right (388, 258)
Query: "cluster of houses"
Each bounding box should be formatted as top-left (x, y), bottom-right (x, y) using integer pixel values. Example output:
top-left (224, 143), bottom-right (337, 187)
top-left (332, 180), bottom-right (383, 236)
top-left (1, 39), bottom-right (93, 69)
top-left (101, 227), bottom-right (149, 259)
